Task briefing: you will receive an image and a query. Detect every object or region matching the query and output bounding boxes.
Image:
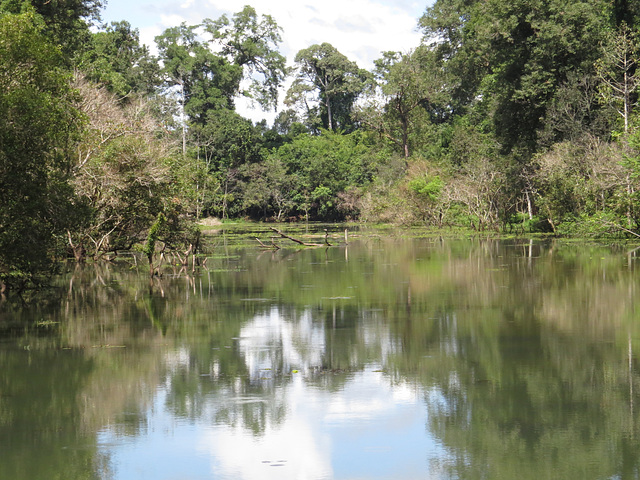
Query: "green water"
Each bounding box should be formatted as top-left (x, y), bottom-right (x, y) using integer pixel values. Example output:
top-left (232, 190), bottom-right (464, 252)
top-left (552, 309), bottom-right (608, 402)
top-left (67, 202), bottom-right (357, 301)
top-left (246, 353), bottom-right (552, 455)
top-left (1, 230), bottom-right (640, 479)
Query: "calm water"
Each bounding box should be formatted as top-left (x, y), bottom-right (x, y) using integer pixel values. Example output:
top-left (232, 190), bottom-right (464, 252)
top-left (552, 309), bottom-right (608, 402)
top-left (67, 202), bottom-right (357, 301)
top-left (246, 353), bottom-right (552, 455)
top-left (1, 229), bottom-right (640, 479)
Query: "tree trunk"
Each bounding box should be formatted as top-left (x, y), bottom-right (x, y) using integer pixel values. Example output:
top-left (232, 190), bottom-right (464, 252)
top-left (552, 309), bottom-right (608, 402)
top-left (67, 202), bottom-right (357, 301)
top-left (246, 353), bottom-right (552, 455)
top-left (401, 115), bottom-right (410, 159)
top-left (525, 190), bottom-right (533, 221)
top-left (326, 96), bottom-right (333, 131)
top-left (180, 76), bottom-right (187, 157)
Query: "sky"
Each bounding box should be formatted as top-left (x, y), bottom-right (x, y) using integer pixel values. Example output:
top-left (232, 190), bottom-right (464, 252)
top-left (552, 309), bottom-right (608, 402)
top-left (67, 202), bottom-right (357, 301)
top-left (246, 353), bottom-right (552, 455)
top-left (100, 0), bottom-right (433, 122)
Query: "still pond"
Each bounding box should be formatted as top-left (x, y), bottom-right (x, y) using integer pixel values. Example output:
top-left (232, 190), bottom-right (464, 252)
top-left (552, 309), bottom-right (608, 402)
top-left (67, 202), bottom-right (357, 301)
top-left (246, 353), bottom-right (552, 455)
top-left (1, 227), bottom-right (640, 479)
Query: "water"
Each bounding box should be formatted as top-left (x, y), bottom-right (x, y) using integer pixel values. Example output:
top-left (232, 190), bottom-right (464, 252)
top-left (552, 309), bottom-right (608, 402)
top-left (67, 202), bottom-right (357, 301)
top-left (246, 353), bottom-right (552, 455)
top-left (1, 231), bottom-right (640, 479)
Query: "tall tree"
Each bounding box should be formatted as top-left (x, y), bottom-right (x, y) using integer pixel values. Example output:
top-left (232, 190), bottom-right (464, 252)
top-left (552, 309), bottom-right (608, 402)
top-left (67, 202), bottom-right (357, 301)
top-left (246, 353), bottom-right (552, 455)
top-left (285, 43), bottom-right (369, 132)
top-left (156, 7), bottom-right (287, 127)
top-left (361, 47), bottom-right (449, 158)
top-left (203, 5), bottom-right (287, 111)
top-left (155, 23), bottom-right (241, 125)
top-left (0, 10), bottom-right (83, 290)
top-left (596, 23), bottom-right (640, 135)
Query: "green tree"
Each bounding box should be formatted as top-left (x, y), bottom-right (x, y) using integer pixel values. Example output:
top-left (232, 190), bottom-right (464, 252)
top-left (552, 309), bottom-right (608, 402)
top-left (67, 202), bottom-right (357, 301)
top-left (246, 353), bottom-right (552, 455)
top-left (155, 23), bottom-right (241, 126)
top-left (0, 10), bottom-right (83, 290)
top-left (187, 109), bottom-right (264, 218)
top-left (78, 20), bottom-right (161, 98)
top-left (596, 23), bottom-right (640, 135)
top-left (421, 0), bottom-right (609, 156)
top-left (240, 157), bottom-right (296, 220)
top-left (361, 47), bottom-right (448, 159)
top-left (203, 5), bottom-right (287, 111)
top-left (0, 0), bottom-right (104, 59)
top-left (156, 8), bottom-right (287, 127)
top-left (285, 43), bottom-right (369, 132)
top-left (273, 130), bottom-right (374, 220)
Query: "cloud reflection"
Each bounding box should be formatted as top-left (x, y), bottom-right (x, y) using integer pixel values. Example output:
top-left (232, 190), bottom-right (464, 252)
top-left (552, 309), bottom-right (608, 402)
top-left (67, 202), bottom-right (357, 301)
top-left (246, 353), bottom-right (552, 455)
top-left (98, 306), bottom-right (442, 479)
top-left (195, 306), bottom-right (440, 479)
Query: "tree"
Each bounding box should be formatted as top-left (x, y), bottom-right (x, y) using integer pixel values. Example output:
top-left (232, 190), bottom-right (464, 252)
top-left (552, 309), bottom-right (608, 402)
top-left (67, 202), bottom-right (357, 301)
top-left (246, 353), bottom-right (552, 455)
top-left (156, 8), bottom-right (287, 127)
top-left (596, 23), bottom-right (640, 135)
top-left (71, 76), bottom-right (192, 259)
top-left (240, 157), bottom-right (296, 220)
top-left (203, 5), bottom-right (287, 111)
top-left (285, 43), bottom-right (369, 132)
top-left (0, 0), bottom-right (104, 59)
top-left (273, 130), bottom-right (374, 220)
top-left (361, 47), bottom-right (449, 159)
top-left (155, 23), bottom-right (242, 126)
top-left (420, 0), bottom-right (609, 156)
top-left (0, 10), bottom-right (83, 290)
top-left (78, 20), bottom-right (161, 98)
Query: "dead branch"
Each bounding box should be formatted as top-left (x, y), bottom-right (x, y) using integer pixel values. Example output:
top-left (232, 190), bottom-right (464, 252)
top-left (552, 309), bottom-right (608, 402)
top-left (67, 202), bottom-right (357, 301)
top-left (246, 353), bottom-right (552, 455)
top-left (601, 220), bottom-right (640, 238)
top-left (256, 237), bottom-right (274, 249)
top-left (269, 227), bottom-right (323, 246)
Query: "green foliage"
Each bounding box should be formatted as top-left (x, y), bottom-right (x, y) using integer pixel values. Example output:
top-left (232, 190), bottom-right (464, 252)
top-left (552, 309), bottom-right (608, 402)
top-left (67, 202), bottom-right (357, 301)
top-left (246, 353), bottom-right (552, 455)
top-left (156, 23), bottom-right (242, 123)
top-left (203, 5), bottom-right (287, 111)
top-left (271, 130), bottom-right (375, 220)
top-left (143, 213), bottom-right (166, 263)
top-left (0, 10), bottom-right (83, 289)
top-left (408, 176), bottom-right (443, 201)
top-left (240, 157), bottom-right (295, 220)
top-left (78, 20), bottom-right (160, 97)
top-left (192, 109), bottom-right (264, 171)
top-left (286, 43), bottom-right (369, 132)
top-left (421, 0), bottom-right (610, 156)
top-left (0, 0), bottom-right (103, 60)
top-left (8, 0), bottom-right (640, 279)
top-left (155, 7), bottom-right (286, 126)
top-left (360, 47), bottom-right (450, 158)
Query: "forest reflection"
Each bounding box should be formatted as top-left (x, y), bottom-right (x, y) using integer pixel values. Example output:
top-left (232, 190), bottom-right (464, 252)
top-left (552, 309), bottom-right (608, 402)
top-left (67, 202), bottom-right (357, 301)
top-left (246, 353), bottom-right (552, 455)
top-left (1, 236), bottom-right (640, 479)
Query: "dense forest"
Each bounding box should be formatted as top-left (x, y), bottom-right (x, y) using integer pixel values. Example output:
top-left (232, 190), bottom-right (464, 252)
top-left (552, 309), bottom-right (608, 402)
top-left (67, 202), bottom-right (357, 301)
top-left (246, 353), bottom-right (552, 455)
top-left (2, 0), bottom-right (640, 290)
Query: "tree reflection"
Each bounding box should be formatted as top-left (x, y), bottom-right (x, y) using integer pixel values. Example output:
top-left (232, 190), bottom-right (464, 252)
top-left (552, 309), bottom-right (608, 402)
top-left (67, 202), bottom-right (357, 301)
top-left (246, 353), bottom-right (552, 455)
top-left (1, 237), bottom-right (640, 479)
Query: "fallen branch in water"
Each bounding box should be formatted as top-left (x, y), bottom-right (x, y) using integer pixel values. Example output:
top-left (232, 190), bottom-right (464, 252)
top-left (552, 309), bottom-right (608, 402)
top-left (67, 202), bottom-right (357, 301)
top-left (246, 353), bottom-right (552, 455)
top-left (257, 228), bottom-right (347, 248)
top-left (270, 227), bottom-right (324, 246)
top-left (256, 237), bottom-right (281, 250)
top-left (601, 220), bottom-right (640, 238)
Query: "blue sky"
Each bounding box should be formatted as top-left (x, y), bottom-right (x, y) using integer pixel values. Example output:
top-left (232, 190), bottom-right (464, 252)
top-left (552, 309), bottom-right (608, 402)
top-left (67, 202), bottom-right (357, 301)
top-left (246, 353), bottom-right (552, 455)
top-left (100, 0), bottom-right (433, 121)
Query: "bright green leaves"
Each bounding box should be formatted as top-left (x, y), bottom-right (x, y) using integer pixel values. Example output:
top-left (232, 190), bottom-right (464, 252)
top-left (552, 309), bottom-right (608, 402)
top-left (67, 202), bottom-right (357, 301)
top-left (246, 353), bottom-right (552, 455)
top-left (409, 176), bottom-right (444, 202)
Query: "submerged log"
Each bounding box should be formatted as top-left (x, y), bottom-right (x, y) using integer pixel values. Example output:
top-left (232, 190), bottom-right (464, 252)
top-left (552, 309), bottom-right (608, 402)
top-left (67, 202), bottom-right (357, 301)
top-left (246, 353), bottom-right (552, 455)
top-left (257, 228), bottom-right (347, 248)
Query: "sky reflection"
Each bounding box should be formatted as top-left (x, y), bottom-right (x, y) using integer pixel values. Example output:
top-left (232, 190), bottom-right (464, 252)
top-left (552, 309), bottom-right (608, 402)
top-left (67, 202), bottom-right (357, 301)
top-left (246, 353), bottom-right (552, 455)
top-left (97, 306), bottom-right (444, 479)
